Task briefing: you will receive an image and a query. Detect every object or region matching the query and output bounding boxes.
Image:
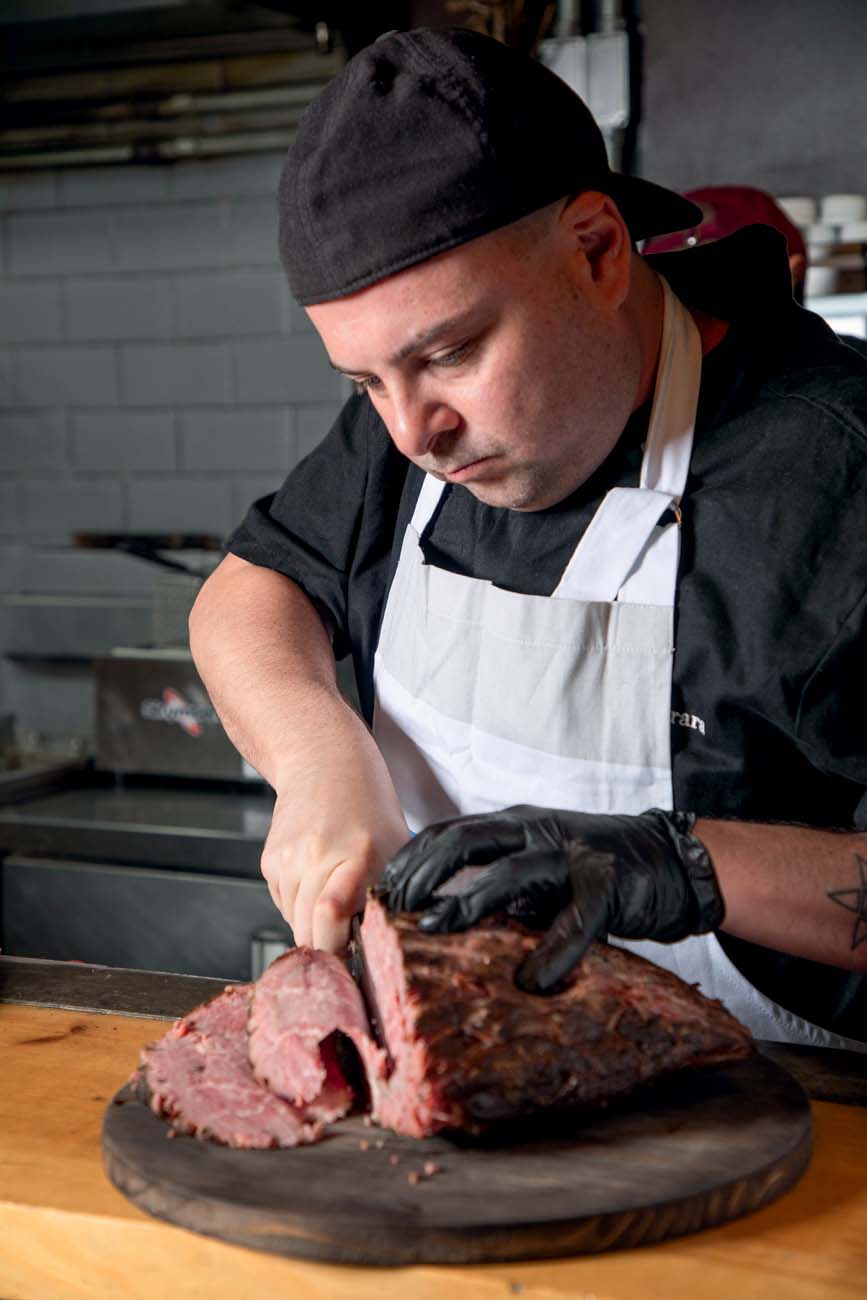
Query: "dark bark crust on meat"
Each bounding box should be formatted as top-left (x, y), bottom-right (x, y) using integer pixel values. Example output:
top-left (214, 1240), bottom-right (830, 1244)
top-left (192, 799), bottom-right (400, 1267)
top-left (362, 900), bottom-right (753, 1135)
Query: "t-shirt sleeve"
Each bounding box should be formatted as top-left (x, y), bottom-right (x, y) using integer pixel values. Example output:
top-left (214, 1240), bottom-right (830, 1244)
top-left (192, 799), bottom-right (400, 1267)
top-left (226, 392), bottom-right (377, 661)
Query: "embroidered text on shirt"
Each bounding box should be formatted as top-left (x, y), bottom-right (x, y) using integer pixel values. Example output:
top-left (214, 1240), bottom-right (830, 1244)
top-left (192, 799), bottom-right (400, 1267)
top-left (671, 710), bottom-right (706, 736)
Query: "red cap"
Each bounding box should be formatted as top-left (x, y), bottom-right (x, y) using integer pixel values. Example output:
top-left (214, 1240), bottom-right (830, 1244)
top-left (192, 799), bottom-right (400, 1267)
top-left (642, 185), bottom-right (807, 263)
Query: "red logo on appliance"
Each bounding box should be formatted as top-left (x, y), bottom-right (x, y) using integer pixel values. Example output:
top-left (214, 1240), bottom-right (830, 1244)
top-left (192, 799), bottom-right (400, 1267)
top-left (162, 687), bottom-right (202, 737)
top-left (140, 686), bottom-right (217, 735)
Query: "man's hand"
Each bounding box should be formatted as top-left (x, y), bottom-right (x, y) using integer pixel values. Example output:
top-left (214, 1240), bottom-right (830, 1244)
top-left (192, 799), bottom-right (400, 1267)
top-left (263, 757), bottom-right (410, 953)
top-left (188, 555), bottom-right (411, 952)
top-left (376, 805), bottom-right (724, 992)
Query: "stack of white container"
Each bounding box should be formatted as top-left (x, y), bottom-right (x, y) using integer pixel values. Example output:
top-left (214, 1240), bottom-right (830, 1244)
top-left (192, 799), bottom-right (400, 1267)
top-left (778, 194), bottom-right (867, 298)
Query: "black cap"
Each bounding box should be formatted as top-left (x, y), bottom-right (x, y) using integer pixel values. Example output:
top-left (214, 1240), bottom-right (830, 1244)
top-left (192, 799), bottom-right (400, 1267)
top-left (279, 27), bottom-right (701, 305)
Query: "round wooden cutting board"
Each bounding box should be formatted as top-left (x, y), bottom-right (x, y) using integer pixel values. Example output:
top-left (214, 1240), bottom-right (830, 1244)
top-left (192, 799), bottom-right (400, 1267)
top-left (102, 1053), bottom-right (812, 1266)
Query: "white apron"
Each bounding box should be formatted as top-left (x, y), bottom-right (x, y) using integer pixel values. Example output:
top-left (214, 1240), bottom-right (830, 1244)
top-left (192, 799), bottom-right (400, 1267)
top-left (372, 276), bottom-right (865, 1052)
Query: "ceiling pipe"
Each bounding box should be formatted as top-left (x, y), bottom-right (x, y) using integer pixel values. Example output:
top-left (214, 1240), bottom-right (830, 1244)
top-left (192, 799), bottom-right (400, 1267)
top-left (0, 126), bottom-right (297, 170)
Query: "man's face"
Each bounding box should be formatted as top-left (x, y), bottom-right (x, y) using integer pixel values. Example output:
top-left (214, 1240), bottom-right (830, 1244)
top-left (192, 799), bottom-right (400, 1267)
top-left (307, 206), bottom-right (641, 511)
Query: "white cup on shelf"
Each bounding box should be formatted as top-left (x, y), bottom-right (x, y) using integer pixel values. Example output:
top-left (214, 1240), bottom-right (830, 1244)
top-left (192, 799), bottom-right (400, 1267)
top-left (805, 266), bottom-right (838, 297)
top-left (807, 222), bottom-right (838, 245)
top-left (839, 220), bottom-right (867, 243)
top-left (820, 194), bottom-right (867, 224)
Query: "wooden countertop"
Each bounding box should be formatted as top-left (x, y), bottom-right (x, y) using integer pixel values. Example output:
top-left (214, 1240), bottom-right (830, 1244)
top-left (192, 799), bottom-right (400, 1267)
top-left (2, 1000), bottom-right (867, 1300)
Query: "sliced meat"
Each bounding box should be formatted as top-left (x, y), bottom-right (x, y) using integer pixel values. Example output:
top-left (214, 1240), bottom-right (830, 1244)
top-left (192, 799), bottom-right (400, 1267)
top-left (247, 947), bottom-right (381, 1121)
top-left (136, 910), bottom-right (753, 1149)
top-left (358, 895), bottom-right (754, 1138)
top-left (137, 984), bottom-right (323, 1148)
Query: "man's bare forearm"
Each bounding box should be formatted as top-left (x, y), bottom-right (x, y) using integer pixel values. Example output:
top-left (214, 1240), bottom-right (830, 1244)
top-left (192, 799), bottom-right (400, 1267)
top-left (189, 553), bottom-right (385, 791)
top-left (695, 818), bottom-right (867, 973)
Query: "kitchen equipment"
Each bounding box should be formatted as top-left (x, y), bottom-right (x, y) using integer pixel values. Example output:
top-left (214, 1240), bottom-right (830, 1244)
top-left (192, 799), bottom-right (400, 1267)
top-left (0, 762), bottom-right (289, 980)
top-left (75, 532), bottom-right (253, 783)
top-left (0, 533), bottom-right (288, 981)
top-left (94, 648), bottom-right (260, 782)
top-left (102, 1052), bottom-right (812, 1266)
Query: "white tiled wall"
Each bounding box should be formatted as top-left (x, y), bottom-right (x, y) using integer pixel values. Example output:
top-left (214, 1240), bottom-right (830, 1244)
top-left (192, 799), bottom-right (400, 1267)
top-left (0, 152), bottom-right (346, 741)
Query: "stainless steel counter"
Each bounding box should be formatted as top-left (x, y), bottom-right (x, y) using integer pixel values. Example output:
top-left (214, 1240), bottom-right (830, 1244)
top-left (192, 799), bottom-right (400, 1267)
top-left (0, 779), bottom-right (274, 874)
top-left (0, 767), bottom-right (289, 981)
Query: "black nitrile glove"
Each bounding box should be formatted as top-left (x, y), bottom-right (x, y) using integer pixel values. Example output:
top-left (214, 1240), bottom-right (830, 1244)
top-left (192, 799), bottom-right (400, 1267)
top-left (375, 805), bottom-right (724, 994)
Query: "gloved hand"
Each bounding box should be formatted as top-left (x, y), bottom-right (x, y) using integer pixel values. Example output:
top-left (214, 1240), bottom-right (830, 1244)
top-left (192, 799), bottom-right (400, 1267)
top-left (374, 805), bottom-right (724, 994)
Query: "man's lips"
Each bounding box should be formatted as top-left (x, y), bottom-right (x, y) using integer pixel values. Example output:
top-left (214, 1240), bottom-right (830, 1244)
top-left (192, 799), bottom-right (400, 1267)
top-left (440, 456), bottom-right (497, 483)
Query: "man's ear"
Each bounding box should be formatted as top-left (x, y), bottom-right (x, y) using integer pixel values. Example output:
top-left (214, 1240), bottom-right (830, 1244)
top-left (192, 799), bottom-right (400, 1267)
top-left (557, 191), bottom-right (633, 308)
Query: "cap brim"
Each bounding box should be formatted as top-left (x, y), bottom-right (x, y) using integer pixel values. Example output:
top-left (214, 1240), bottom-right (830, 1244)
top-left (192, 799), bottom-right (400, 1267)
top-left (605, 174), bottom-right (703, 243)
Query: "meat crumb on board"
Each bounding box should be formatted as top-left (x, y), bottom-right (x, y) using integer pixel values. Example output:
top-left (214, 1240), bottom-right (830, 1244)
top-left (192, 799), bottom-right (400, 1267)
top-left (408, 1160), bottom-right (443, 1184)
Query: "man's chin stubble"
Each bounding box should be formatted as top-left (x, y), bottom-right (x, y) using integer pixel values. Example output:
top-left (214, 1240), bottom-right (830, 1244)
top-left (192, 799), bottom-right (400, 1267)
top-left (466, 469), bottom-right (561, 512)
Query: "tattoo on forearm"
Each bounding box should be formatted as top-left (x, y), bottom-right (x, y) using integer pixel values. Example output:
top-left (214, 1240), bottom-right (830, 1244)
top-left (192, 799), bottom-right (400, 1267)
top-left (828, 854), bottom-right (867, 950)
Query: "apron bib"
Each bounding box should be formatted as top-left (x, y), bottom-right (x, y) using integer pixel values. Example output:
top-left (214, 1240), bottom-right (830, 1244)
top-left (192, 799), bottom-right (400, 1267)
top-left (372, 276), bottom-right (865, 1052)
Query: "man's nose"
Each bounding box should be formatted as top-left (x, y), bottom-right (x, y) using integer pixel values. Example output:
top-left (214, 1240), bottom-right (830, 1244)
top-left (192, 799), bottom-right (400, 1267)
top-left (387, 382), bottom-right (461, 459)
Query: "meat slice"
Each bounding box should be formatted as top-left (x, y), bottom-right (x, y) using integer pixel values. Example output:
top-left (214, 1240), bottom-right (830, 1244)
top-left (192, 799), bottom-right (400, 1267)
top-left (137, 984), bottom-right (324, 1148)
top-left (247, 947), bottom-right (381, 1121)
top-left (357, 895), bottom-right (754, 1139)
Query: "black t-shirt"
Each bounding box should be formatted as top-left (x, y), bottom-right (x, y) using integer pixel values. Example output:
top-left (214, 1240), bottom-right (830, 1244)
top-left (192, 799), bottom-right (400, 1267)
top-left (228, 227), bottom-right (867, 1039)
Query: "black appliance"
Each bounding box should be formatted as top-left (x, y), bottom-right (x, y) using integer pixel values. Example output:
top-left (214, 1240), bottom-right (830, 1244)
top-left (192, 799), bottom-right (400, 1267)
top-left (0, 534), bottom-right (296, 981)
top-left (0, 759), bottom-right (291, 982)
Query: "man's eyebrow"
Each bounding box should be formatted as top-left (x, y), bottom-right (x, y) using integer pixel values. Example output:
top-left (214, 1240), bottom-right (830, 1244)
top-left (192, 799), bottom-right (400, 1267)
top-left (328, 311), bottom-right (477, 375)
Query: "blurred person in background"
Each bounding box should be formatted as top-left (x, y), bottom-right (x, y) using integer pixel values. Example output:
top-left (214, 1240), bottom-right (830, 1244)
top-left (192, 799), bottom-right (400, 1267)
top-left (643, 185), bottom-right (867, 357)
top-left (643, 186), bottom-right (807, 300)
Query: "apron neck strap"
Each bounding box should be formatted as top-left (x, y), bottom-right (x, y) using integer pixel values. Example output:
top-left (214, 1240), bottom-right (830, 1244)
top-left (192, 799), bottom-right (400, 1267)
top-left (640, 274), bottom-right (702, 499)
top-left (409, 472), bottom-right (447, 536)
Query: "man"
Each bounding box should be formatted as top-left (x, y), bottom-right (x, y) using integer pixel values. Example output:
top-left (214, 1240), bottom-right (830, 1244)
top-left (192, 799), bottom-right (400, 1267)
top-left (189, 28), bottom-right (867, 1048)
